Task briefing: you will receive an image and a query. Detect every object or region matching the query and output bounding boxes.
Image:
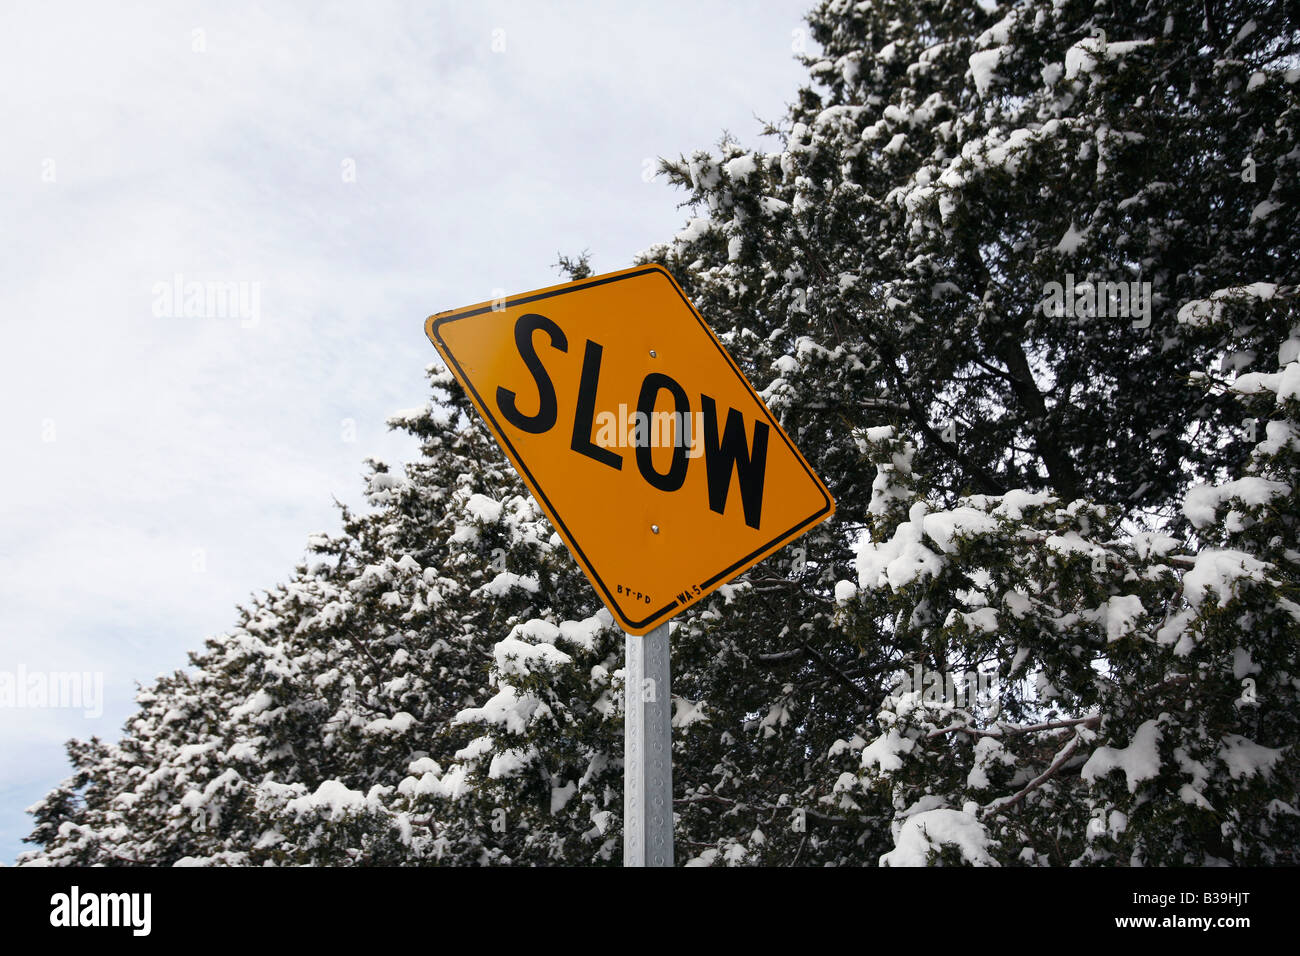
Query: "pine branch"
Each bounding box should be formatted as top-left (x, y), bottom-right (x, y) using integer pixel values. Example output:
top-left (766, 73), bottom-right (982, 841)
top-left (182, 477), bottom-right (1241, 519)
top-left (980, 724), bottom-right (1096, 817)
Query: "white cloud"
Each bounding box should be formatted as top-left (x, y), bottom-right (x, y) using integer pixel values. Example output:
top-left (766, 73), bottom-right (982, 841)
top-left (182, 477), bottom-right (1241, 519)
top-left (0, 0), bottom-right (814, 860)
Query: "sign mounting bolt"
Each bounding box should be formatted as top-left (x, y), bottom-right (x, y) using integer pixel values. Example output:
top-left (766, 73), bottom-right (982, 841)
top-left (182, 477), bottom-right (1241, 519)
top-left (649, 350), bottom-right (657, 358)
top-left (651, 524), bottom-right (660, 534)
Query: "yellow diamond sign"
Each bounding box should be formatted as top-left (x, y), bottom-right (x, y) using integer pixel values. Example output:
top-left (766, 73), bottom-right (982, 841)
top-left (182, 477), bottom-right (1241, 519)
top-left (424, 264), bottom-right (834, 634)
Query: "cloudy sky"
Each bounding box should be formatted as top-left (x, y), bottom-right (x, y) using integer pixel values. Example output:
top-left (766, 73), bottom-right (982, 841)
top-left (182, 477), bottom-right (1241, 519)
top-left (0, 0), bottom-right (816, 862)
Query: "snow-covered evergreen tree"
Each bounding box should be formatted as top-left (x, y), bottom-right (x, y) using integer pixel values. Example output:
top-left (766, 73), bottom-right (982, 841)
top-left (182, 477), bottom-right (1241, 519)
top-left (22, 0), bottom-right (1298, 866)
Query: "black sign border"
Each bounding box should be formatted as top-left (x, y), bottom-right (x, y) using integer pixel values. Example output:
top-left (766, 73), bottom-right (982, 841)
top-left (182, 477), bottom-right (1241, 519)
top-left (426, 264), bottom-right (834, 633)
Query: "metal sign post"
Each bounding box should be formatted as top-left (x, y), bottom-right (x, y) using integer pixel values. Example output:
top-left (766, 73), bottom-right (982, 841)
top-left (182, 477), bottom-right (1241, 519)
top-left (623, 620), bottom-right (673, 866)
top-left (423, 265), bottom-right (836, 868)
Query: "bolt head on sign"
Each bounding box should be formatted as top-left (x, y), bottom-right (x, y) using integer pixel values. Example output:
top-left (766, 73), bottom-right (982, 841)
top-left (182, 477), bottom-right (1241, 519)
top-left (424, 264), bottom-right (834, 635)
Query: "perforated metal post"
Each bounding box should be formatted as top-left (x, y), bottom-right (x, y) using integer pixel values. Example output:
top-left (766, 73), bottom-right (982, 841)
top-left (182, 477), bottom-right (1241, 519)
top-left (623, 620), bottom-right (673, 866)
